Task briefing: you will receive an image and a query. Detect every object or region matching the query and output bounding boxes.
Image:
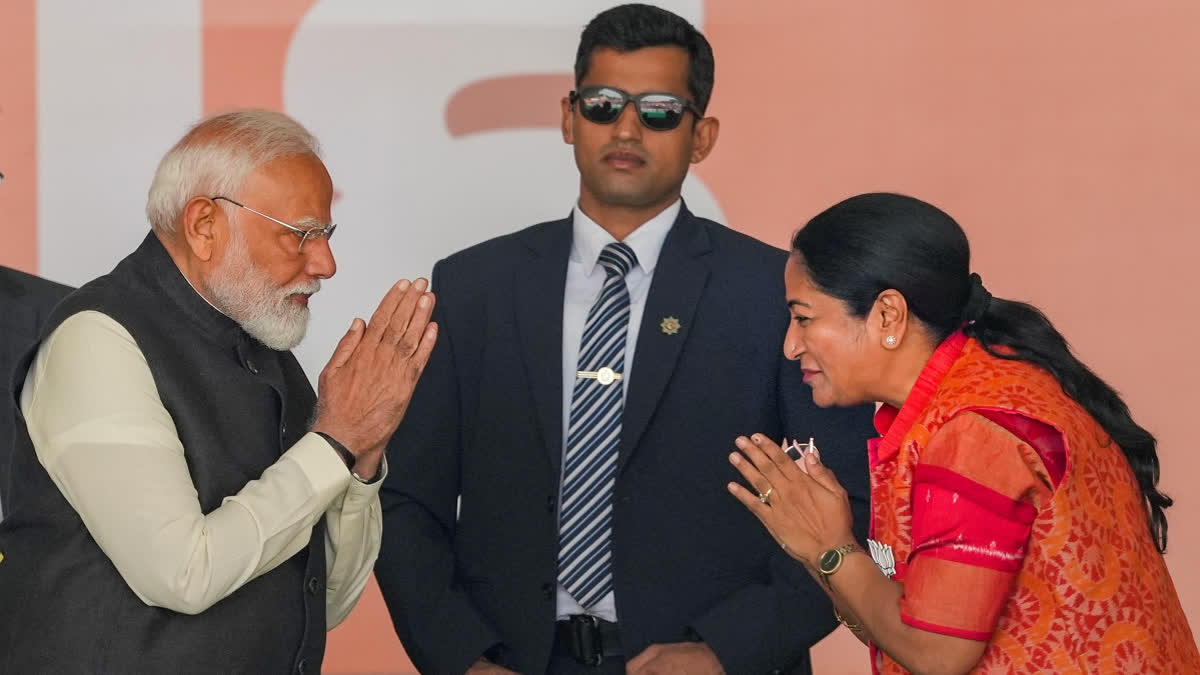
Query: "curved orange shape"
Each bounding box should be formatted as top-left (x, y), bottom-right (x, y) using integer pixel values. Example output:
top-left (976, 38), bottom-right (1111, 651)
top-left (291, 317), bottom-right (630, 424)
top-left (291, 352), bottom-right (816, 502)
top-left (445, 73), bottom-right (573, 138)
top-left (1063, 540), bottom-right (1122, 601)
top-left (1097, 621), bottom-right (1155, 673)
top-left (202, 0), bottom-right (321, 113)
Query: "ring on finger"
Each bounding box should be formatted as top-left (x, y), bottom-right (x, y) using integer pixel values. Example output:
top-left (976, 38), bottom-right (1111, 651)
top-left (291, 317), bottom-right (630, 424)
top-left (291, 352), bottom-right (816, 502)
top-left (758, 487), bottom-right (773, 505)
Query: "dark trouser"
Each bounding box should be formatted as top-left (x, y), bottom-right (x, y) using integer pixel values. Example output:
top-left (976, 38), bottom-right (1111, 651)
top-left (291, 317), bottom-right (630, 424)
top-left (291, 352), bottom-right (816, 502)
top-left (547, 652), bottom-right (626, 675)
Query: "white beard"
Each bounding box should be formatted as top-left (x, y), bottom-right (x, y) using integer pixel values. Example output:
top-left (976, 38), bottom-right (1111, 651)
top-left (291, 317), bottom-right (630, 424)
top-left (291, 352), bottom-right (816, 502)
top-left (207, 230), bottom-right (319, 351)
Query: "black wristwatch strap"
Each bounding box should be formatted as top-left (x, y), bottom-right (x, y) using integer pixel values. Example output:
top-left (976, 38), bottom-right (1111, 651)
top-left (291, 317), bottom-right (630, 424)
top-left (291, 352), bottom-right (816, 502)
top-left (315, 431), bottom-right (355, 470)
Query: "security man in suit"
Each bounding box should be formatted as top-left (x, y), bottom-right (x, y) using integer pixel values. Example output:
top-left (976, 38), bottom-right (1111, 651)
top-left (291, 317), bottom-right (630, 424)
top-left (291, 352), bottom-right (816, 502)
top-left (375, 5), bottom-right (876, 674)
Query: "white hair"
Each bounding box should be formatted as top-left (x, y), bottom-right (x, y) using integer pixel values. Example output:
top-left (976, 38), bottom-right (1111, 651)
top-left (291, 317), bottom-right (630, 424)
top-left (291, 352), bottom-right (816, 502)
top-left (145, 109), bottom-right (322, 235)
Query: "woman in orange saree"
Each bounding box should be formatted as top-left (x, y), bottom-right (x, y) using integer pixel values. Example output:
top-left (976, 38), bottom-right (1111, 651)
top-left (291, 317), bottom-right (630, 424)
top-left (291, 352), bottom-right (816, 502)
top-left (729, 193), bottom-right (1198, 674)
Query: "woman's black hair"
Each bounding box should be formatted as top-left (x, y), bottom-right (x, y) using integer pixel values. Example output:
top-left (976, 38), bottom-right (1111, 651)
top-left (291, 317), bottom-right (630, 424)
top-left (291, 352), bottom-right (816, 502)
top-left (791, 192), bottom-right (1172, 553)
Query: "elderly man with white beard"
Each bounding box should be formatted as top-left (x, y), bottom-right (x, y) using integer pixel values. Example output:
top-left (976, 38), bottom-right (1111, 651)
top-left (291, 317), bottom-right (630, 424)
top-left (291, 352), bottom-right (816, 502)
top-left (0, 109), bottom-right (436, 674)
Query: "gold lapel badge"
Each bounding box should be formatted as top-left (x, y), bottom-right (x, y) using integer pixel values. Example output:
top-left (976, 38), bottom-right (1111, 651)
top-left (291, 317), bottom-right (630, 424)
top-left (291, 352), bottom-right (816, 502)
top-left (660, 316), bottom-right (681, 335)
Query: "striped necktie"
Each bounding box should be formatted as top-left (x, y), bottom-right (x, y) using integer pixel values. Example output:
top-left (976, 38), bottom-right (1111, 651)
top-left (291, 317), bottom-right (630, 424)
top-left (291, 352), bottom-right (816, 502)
top-left (557, 241), bottom-right (638, 609)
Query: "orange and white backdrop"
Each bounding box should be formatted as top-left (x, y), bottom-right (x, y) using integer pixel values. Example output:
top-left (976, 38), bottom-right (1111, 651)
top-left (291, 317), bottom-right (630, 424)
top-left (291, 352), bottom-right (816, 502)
top-left (2, 1), bottom-right (1198, 672)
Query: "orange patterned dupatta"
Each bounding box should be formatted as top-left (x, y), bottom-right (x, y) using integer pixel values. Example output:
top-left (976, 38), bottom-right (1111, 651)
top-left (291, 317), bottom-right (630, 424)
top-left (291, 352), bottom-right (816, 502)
top-left (867, 333), bottom-right (1199, 674)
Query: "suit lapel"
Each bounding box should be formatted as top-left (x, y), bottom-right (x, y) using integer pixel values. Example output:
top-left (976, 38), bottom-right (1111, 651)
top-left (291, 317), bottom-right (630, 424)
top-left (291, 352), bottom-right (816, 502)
top-left (513, 219), bottom-right (572, 475)
top-left (619, 209), bottom-right (712, 473)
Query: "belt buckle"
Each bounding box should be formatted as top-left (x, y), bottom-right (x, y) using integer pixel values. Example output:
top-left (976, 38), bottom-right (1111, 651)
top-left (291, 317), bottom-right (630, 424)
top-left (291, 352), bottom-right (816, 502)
top-left (568, 614), bottom-right (604, 667)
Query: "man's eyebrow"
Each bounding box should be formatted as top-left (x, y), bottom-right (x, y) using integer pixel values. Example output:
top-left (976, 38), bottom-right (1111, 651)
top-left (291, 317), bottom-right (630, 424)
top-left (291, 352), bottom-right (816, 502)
top-left (295, 216), bottom-right (332, 230)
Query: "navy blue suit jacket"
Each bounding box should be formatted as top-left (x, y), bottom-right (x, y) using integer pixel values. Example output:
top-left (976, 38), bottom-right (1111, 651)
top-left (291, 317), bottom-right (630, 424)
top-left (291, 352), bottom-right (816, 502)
top-left (376, 206), bottom-right (874, 674)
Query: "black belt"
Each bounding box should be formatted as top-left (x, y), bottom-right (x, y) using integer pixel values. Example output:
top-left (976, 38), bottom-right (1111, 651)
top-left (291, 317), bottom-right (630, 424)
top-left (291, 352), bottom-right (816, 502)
top-left (553, 615), bottom-right (624, 666)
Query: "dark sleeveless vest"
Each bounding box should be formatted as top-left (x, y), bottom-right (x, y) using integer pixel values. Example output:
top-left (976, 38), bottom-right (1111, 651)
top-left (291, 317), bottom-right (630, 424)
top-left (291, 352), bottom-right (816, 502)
top-left (0, 234), bottom-right (327, 674)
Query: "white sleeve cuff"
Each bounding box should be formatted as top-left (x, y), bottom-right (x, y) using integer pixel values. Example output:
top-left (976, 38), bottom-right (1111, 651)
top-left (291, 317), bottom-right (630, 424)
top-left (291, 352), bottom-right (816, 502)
top-left (284, 432), bottom-right (353, 505)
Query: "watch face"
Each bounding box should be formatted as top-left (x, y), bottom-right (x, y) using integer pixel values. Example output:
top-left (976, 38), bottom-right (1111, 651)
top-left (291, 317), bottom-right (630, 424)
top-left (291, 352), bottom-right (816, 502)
top-left (819, 548), bottom-right (841, 574)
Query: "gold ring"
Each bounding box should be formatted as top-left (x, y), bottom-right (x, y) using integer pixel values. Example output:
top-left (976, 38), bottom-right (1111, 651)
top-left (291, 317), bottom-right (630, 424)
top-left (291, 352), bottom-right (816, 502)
top-left (759, 487), bottom-right (773, 504)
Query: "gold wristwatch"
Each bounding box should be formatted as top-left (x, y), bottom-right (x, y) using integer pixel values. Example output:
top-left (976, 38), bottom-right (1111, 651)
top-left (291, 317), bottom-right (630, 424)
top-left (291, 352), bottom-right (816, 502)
top-left (817, 543), bottom-right (864, 588)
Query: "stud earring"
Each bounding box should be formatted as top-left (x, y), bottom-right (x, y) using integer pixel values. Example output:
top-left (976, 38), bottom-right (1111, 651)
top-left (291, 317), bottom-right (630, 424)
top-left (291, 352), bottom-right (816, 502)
top-left (884, 335), bottom-right (898, 347)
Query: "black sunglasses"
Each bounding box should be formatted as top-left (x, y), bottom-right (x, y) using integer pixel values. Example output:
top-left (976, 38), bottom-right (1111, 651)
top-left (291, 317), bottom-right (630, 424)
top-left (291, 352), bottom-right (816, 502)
top-left (569, 86), bottom-right (702, 131)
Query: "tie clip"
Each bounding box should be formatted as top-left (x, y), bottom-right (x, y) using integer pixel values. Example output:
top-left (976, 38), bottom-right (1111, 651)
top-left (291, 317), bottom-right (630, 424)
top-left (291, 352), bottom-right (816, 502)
top-left (577, 366), bottom-right (622, 386)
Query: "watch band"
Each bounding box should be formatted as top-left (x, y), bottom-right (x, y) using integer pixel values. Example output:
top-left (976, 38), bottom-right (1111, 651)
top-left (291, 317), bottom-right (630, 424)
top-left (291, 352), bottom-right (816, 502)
top-left (315, 431), bottom-right (355, 470)
top-left (316, 432), bottom-right (381, 484)
top-left (832, 542), bottom-right (862, 557)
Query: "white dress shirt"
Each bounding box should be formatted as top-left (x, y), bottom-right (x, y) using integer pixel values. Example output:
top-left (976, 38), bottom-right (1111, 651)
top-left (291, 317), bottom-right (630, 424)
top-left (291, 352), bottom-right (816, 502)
top-left (556, 199), bottom-right (680, 621)
top-left (20, 309), bottom-right (383, 628)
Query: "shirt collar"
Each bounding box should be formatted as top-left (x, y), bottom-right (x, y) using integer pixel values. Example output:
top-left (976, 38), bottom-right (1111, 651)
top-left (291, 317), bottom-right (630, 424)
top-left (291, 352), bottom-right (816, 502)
top-left (570, 198), bottom-right (681, 277)
top-left (869, 330), bottom-right (970, 464)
